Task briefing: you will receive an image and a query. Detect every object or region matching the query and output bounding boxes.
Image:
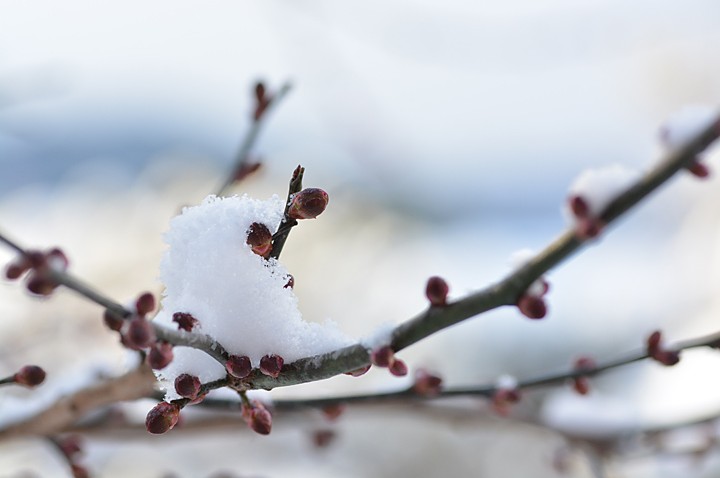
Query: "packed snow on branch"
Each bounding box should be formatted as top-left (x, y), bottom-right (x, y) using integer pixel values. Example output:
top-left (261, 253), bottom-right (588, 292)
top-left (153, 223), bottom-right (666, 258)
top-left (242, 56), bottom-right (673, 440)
top-left (564, 164), bottom-right (639, 221)
top-left (154, 195), bottom-right (354, 400)
top-left (660, 105), bottom-right (719, 150)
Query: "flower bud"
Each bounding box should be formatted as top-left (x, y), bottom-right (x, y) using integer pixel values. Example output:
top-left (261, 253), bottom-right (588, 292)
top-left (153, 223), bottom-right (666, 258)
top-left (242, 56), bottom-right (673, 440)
top-left (647, 330), bottom-right (662, 356)
top-left (259, 354), bottom-right (284, 378)
top-left (413, 369), bottom-right (443, 397)
top-left (288, 188), bottom-right (329, 220)
top-left (46, 248), bottom-right (69, 271)
top-left (517, 294), bottom-right (547, 319)
top-left (654, 350), bottom-right (681, 366)
top-left (492, 388), bottom-right (521, 416)
top-left (246, 222), bottom-right (273, 258)
top-left (103, 309), bottom-right (124, 332)
top-left (145, 402), bottom-right (180, 434)
top-left (572, 376), bottom-right (590, 395)
top-left (225, 355), bottom-right (252, 379)
top-left (389, 359), bottom-right (408, 377)
top-left (687, 161), bottom-right (710, 179)
top-left (5, 257), bottom-right (30, 280)
top-left (26, 275), bottom-right (57, 296)
top-left (370, 346), bottom-right (394, 367)
top-left (124, 316), bottom-right (156, 350)
top-left (321, 404), bottom-right (346, 421)
top-left (425, 276), bottom-right (449, 307)
top-left (313, 429), bottom-right (336, 448)
top-left (70, 464), bottom-right (89, 478)
top-left (174, 374), bottom-right (202, 400)
top-left (148, 342), bottom-right (174, 370)
top-left (568, 195), bottom-right (590, 218)
top-left (172, 312), bottom-right (199, 332)
top-left (14, 365), bottom-right (46, 387)
top-left (247, 403), bottom-right (273, 435)
top-left (284, 274), bottom-right (294, 289)
top-left (135, 292), bottom-right (156, 316)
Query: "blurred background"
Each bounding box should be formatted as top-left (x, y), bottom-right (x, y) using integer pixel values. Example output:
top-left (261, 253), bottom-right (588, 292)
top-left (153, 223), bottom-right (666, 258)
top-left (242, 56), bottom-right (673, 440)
top-left (1, 1), bottom-right (720, 476)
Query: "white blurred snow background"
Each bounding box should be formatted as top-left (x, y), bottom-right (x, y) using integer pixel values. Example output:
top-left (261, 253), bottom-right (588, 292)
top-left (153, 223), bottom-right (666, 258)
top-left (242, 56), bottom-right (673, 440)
top-left (1, 0), bottom-right (720, 477)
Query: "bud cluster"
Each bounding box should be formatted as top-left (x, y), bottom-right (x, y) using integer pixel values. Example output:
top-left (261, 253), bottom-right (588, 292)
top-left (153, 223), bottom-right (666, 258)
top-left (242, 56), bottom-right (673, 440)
top-left (567, 194), bottom-right (605, 239)
top-left (118, 292), bottom-right (158, 352)
top-left (4, 248), bottom-right (68, 296)
top-left (370, 345), bottom-right (408, 377)
top-left (646, 330), bottom-right (681, 366)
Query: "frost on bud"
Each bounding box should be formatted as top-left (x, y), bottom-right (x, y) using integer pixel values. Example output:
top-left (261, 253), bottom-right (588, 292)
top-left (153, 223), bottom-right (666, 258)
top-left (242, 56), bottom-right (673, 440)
top-left (413, 369), bottom-right (443, 397)
top-left (124, 316), bottom-right (156, 350)
top-left (14, 365), bottom-right (46, 387)
top-left (148, 342), bottom-right (174, 370)
top-left (517, 294), bottom-right (547, 320)
top-left (174, 374), bottom-right (202, 400)
top-left (344, 365), bottom-right (371, 377)
top-left (321, 404), bottom-right (346, 421)
top-left (425, 276), bottom-right (449, 307)
top-left (259, 354), bottom-right (284, 378)
top-left (145, 401), bottom-right (180, 434)
top-left (172, 312), bottom-right (199, 332)
top-left (287, 188), bottom-right (329, 220)
top-left (225, 355), bottom-right (252, 379)
top-left (246, 222), bottom-right (273, 258)
top-left (370, 346), bottom-right (394, 368)
top-left (103, 309), bottom-right (124, 332)
top-left (135, 292), bottom-right (156, 316)
top-left (243, 401), bottom-right (272, 435)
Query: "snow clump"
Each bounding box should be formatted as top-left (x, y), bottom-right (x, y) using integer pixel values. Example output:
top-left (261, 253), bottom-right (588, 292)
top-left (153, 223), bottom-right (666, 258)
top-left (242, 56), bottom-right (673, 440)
top-left (153, 195), bottom-right (355, 400)
top-left (564, 164), bottom-right (639, 221)
top-left (660, 105), bottom-right (719, 150)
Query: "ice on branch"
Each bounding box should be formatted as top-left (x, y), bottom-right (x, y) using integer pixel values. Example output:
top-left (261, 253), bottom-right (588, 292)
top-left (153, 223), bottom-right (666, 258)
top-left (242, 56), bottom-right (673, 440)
top-left (154, 195), bottom-right (354, 400)
top-left (660, 105), bottom-right (719, 150)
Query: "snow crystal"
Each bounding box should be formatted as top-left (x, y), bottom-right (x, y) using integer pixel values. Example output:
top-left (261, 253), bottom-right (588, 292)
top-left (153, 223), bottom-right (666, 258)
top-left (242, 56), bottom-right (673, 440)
top-left (154, 195), bottom-right (355, 400)
top-left (565, 164), bottom-right (639, 219)
top-left (660, 105), bottom-right (719, 150)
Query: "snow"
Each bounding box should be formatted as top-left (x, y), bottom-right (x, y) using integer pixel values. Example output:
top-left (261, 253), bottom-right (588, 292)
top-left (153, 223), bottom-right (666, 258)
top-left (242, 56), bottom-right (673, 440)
top-left (565, 164), bottom-right (639, 219)
top-left (495, 374), bottom-right (518, 390)
top-left (660, 105), bottom-right (719, 150)
top-left (154, 195), bottom-right (355, 401)
top-left (360, 322), bottom-right (396, 350)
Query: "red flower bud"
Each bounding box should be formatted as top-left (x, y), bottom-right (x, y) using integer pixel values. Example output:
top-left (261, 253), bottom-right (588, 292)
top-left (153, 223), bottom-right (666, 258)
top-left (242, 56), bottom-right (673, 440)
top-left (103, 309), bottom-right (124, 332)
top-left (344, 365), bottom-right (371, 377)
top-left (321, 404), bottom-right (346, 421)
top-left (575, 217), bottom-right (604, 239)
top-left (70, 464), bottom-right (89, 478)
top-left (148, 342), bottom-right (174, 370)
top-left (425, 276), bottom-right (449, 307)
top-left (259, 354), bottom-right (284, 378)
top-left (246, 222), bottom-right (273, 258)
top-left (572, 376), bottom-right (590, 395)
top-left (174, 374), bottom-right (202, 400)
top-left (647, 331), bottom-right (662, 356)
top-left (413, 369), bottom-right (443, 397)
top-left (135, 292), bottom-right (156, 316)
top-left (225, 355), bottom-right (252, 379)
top-left (312, 429), bottom-right (336, 448)
top-left (14, 365), bottom-right (46, 387)
top-left (26, 275), bottom-right (57, 296)
top-left (370, 346), bottom-right (394, 367)
top-left (57, 434), bottom-right (83, 458)
top-left (243, 401), bottom-right (273, 435)
top-left (568, 195), bottom-right (590, 218)
top-left (172, 312), bottom-right (199, 332)
top-left (5, 257), bottom-right (30, 280)
top-left (254, 81), bottom-right (267, 104)
top-left (687, 161), bottom-right (710, 178)
top-left (288, 188), bottom-right (329, 220)
top-left (654, 350), bottom-right (681, 366)
top-left (145, 402), bottom-right (180, 434)
top-left (517, 294), bottom-right (547, 319)
top-left (124, 316), bottom-right (156, 349)
top-left (389, 359), bottom-right (408, 377)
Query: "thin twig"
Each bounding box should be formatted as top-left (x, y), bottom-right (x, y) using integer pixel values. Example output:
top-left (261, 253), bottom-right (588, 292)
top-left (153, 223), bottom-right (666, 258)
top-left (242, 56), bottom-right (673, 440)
top-left (215, 82), bottom-right (292, 197)
top-left (269, 165), bottom-right (303, 260)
